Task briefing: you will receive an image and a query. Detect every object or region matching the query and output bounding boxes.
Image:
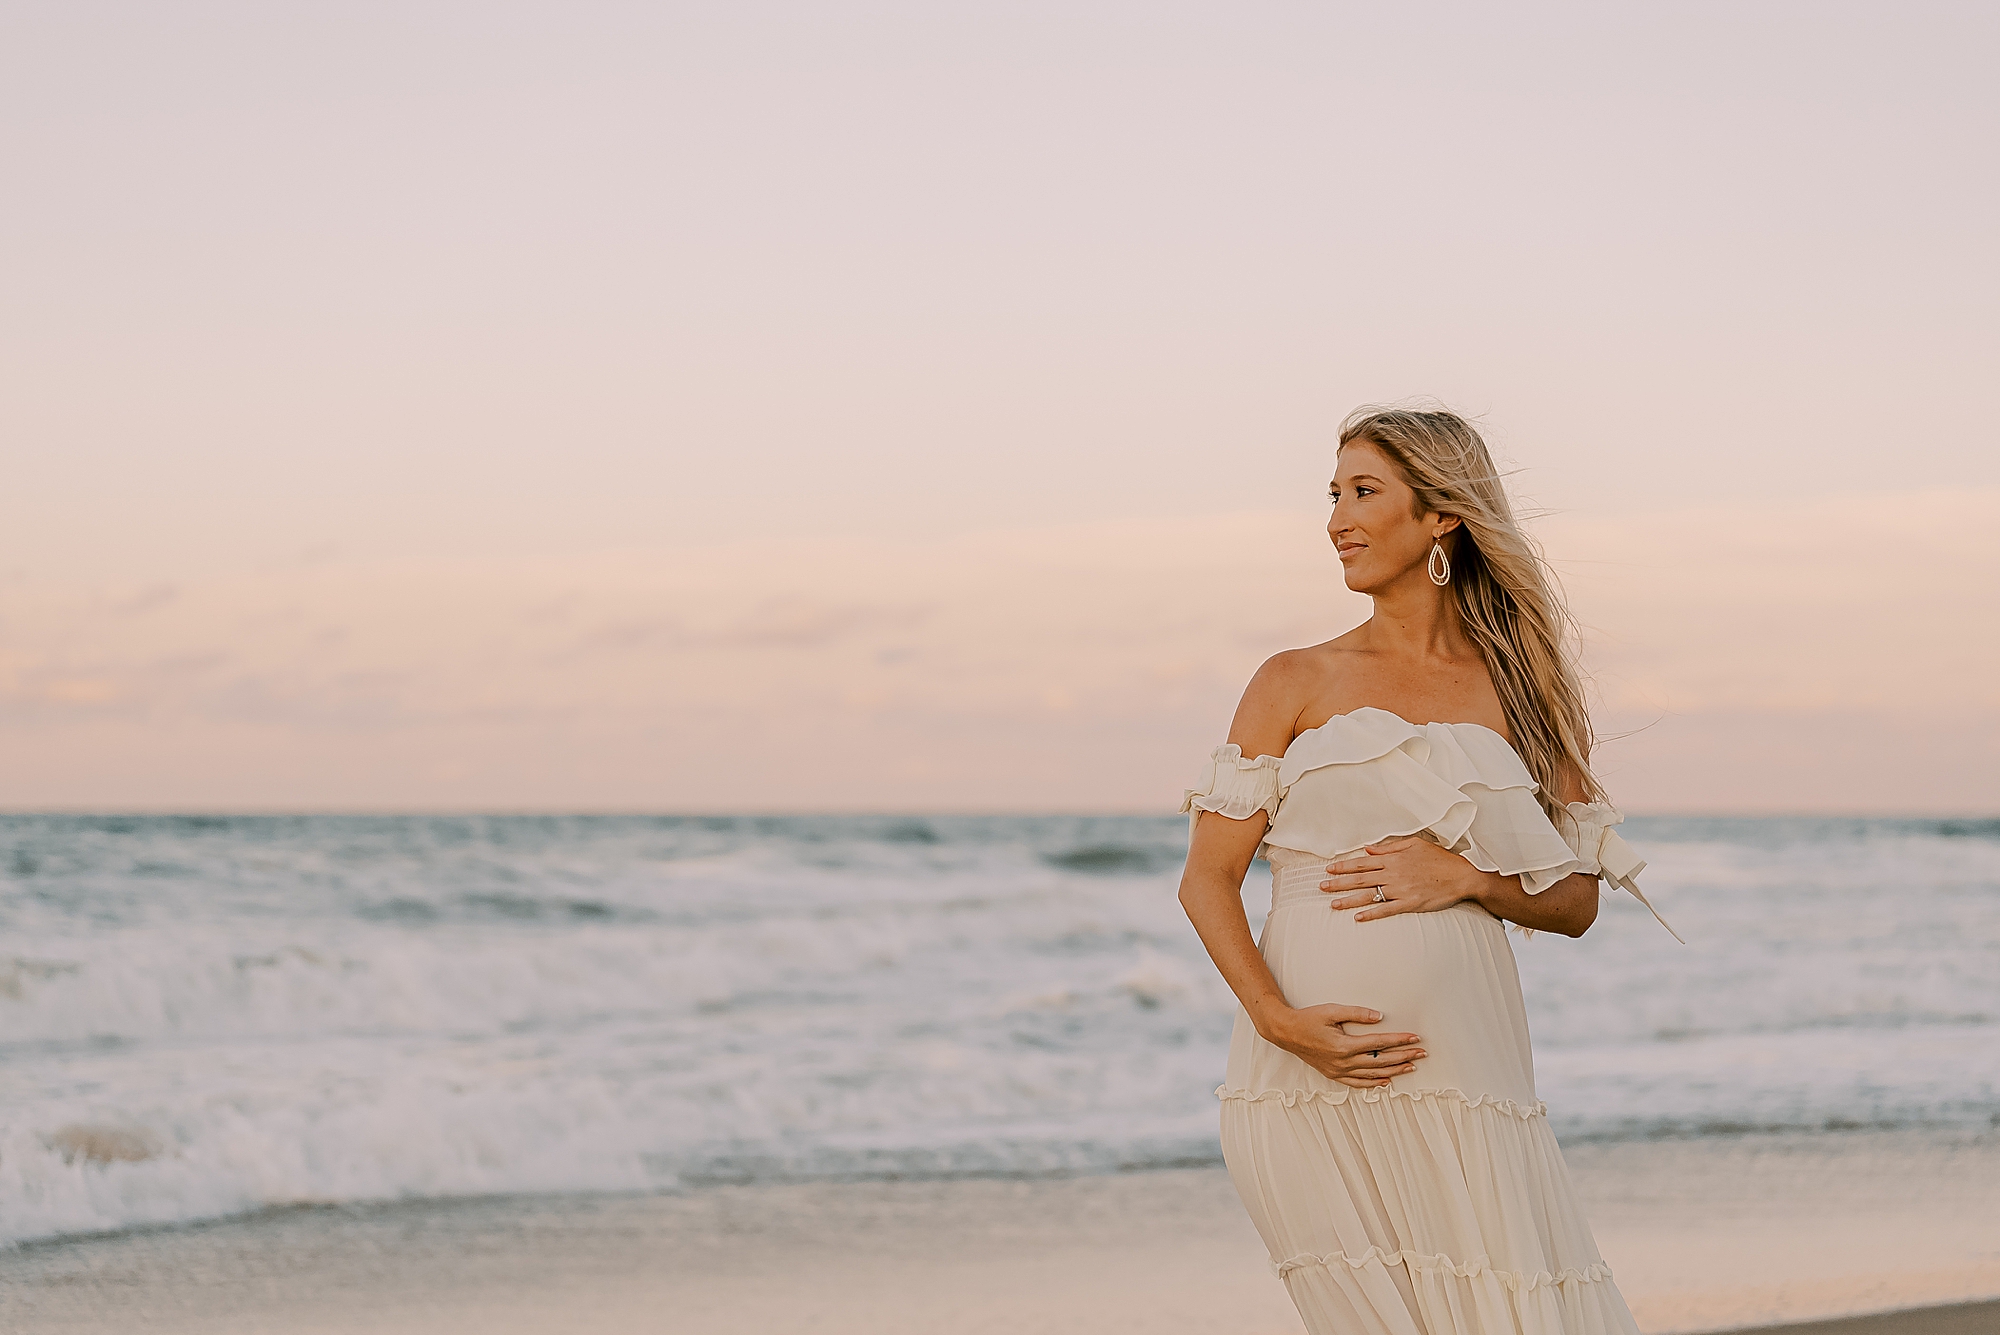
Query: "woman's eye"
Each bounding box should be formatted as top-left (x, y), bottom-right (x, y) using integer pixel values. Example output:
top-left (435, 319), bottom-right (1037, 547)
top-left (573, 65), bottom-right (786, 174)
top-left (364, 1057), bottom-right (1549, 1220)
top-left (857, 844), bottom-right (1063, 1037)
top-left (1355, 486), bottom-right (1374, 497)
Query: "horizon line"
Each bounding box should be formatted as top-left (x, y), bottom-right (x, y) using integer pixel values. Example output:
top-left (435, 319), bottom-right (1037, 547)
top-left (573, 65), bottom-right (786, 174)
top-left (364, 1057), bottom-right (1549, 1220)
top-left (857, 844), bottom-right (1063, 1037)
top-left (2, 807), bottom-right (1995, 822)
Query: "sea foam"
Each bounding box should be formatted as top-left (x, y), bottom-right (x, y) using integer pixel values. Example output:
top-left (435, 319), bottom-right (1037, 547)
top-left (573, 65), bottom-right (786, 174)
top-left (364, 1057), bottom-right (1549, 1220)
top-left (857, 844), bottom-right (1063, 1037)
top-left (2, 813), bottom-right (1995, 1245)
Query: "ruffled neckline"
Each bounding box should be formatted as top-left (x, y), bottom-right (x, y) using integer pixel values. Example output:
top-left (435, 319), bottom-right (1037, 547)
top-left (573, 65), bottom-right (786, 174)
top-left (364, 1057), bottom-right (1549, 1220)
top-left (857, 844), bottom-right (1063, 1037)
top-left (1277, 707), bottom-right (1536, 796)
top-left (1286, 706), bottom-right (1512, 756)
top-left (1182, 709), bottom-right (1681, 941)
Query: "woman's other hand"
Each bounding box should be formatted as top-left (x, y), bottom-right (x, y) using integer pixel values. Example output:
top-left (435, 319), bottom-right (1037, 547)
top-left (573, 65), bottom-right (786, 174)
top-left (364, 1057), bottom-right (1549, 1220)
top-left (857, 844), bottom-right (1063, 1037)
top-left (1259, 1003), bottom-right (1425, 1089)
top-left (1320, 836), bottom-right (1486, 921)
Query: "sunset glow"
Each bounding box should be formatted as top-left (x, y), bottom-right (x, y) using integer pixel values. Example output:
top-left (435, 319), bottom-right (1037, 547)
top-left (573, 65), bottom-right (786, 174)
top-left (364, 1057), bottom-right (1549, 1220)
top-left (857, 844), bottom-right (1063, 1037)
top-left (5, 3), bottom-right (1995, 813)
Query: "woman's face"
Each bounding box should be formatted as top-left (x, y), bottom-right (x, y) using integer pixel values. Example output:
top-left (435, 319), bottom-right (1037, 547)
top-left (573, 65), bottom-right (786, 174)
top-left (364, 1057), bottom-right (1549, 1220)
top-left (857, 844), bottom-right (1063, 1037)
top-left (1327, 440), bottom-right (1451, 595)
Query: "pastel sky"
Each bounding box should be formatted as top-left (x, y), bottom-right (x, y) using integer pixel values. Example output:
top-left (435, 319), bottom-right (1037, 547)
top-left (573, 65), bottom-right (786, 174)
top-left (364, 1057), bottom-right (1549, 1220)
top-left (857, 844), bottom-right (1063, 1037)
top-left (4, 2), bottom-right (1996, 813)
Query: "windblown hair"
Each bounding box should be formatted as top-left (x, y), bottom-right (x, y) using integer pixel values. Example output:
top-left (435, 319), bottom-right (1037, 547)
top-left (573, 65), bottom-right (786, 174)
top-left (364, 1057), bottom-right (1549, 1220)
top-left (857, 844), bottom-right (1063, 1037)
top-left (1338, 405), bottom-right (1603, 816)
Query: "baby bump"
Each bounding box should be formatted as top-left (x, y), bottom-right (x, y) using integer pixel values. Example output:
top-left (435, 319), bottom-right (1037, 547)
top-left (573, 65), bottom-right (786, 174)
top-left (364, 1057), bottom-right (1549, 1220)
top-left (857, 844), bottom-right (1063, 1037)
top-left (1233, 888), bottom-right (1541, 1105)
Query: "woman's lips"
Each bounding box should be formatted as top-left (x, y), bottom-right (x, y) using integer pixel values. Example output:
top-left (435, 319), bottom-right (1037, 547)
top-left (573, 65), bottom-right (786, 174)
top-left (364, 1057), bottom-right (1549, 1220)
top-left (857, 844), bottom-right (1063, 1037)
top-left (1336, 542), bottom-right (1367, 559)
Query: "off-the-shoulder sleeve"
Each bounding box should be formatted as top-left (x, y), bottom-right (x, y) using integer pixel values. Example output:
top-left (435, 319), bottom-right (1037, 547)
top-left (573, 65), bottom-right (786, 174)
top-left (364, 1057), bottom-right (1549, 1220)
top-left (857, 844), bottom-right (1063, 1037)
top-left (1556, 802), bottom-right (1684, 943)
top-left (1180, 744), bottom-right (1281, 839)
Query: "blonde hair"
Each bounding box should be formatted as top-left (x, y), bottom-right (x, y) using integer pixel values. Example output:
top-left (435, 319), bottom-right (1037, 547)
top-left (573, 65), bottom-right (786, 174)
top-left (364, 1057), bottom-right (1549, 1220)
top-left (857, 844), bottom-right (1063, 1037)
top-left (1338, 405), bottom-right (1603, 815)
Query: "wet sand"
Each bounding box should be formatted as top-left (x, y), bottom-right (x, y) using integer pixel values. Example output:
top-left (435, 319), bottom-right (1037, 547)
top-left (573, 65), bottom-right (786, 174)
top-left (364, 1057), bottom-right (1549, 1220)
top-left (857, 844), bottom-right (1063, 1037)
top-left (1731, 1304), bottom-right (2000, 1335)
top-left (3, 1129), bottom-right (1996, 1335)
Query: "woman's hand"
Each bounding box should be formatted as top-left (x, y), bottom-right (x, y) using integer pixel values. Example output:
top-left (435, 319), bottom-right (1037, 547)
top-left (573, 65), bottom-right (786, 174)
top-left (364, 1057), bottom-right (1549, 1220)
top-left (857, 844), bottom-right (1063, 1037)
top-left (1320, 836), bottom-right (1489, 922)
top-left (1258, 1003), bottom-right (1426, 1089)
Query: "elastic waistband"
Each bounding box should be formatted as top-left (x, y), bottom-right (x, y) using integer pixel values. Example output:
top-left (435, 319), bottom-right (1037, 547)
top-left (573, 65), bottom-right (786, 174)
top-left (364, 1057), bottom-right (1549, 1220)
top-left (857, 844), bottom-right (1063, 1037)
top-left (1265, 846), bottom-right (1342, 911)
top-left (1264, 846), bottom-right (1505, 924)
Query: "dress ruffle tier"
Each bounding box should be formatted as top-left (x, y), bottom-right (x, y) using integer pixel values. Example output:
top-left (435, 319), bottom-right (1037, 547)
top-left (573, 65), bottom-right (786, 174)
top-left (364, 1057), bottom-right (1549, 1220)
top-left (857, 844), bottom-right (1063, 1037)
top-left (1221, 1081), bottom-right (1638, 1335)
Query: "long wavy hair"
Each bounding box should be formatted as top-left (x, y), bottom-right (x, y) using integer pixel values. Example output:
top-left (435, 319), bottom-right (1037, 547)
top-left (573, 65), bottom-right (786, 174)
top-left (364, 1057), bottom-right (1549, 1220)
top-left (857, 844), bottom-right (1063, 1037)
top-left (1338, 405), bottom-right (1603, 816)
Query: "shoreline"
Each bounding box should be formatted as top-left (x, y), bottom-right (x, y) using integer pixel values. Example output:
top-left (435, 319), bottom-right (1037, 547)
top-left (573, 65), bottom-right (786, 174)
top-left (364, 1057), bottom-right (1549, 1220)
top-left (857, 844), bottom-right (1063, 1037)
top-left (1727, 1305), bottom-right (2000, 1335)
top-left (3, 1128), bottom-right (1996, 1334)
top-left (7, 1117), bottom-right (1993, 1257)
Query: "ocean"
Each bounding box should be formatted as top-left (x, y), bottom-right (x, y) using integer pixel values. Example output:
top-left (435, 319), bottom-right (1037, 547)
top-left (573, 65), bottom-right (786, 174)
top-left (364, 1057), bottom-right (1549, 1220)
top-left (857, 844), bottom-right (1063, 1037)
top-left (2, 812), bottom-right (1996, 1247)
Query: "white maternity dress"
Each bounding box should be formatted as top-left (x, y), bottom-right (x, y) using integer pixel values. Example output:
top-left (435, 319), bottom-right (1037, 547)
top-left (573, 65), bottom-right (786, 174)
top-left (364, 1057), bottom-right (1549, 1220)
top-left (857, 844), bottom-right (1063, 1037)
top-left (1183, 708), bottom-right (1674, 1335)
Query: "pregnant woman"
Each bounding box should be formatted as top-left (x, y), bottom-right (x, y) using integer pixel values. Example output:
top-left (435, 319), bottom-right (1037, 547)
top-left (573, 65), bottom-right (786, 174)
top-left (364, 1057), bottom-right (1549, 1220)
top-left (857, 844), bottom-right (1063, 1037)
top-left (1177, 407), bottom-right (1676, 1335)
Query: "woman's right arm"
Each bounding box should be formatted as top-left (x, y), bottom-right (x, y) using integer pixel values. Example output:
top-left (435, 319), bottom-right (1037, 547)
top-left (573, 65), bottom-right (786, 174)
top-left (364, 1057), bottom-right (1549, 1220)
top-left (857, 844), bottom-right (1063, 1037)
top-left (1175, 655), bottom-right (1427, 1090)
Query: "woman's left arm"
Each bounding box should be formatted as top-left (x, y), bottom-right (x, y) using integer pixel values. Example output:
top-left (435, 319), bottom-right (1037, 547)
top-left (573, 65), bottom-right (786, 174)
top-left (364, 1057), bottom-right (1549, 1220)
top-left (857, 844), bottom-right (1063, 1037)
top-left (1320, 840), bottom-right (1599, 937)
top-left (1462, 861), bottom-right (1599, 936)
top-left (1321, 761), bottom-right (1601, 936)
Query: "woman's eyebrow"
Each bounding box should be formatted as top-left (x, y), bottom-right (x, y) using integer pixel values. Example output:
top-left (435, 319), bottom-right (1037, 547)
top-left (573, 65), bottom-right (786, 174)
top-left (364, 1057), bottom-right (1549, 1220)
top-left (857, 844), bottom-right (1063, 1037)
top-left (1335, 473), bottom-right (1387, 486)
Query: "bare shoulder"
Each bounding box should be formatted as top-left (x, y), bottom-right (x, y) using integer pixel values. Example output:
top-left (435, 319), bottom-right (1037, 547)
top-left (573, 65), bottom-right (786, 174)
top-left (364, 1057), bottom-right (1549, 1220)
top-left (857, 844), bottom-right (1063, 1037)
top-left (1227, 645), bottom-right (1349, 758)
top-left (1263, 630), bottom-right (1374, 690)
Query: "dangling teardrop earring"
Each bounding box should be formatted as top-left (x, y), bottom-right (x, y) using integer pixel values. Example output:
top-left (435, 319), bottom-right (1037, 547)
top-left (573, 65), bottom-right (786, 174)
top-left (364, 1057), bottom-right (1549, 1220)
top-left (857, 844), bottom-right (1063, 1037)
top-left (1428, 540), bottom-right (1451, 586)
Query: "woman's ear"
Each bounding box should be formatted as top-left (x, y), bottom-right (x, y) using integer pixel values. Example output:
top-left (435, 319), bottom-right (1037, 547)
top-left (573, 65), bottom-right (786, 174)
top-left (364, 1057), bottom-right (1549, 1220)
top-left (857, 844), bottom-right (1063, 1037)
top-left (1433, 514), bottom-right (1463, 539)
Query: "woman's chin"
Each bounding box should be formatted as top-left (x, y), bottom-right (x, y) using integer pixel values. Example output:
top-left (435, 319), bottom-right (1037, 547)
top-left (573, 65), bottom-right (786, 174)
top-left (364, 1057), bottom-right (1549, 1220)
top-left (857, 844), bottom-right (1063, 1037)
top-left (1341, 562), bottom-right (1422, 597)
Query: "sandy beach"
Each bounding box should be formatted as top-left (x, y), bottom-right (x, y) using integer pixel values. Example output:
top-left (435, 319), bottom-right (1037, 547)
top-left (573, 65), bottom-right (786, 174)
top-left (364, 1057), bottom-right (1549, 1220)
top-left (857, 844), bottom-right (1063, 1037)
top-left (5, 1127), bottom-right (1996, 1335)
